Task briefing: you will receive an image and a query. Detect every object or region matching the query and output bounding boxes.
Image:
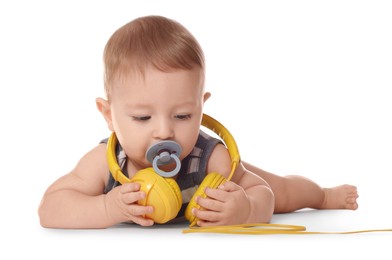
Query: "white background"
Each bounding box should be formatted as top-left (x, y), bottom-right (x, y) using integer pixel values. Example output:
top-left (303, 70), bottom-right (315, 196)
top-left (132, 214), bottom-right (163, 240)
top-left (1, 0), bottom-right (391, 259)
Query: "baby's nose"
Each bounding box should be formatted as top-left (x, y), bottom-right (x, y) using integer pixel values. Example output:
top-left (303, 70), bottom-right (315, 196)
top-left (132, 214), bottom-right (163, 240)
top-left (153, 119), bottom-right (174, 139)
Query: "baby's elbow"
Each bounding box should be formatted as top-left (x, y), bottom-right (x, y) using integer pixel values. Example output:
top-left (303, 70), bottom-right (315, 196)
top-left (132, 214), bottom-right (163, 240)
top-left (38, 198), bottom-right (53, 228)
top-left (254, 186), bottom-right (275, 224)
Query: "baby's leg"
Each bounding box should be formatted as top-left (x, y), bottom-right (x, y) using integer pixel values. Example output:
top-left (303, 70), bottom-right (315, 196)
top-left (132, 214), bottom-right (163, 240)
top-left (242, 162), bottom-right (358, 213)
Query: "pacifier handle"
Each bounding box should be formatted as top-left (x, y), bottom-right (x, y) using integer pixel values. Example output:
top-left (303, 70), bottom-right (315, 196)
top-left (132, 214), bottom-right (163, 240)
top-left (145, 140), bottom-right (182, 178)
top-left (152, 153), bottom-right (181, 177)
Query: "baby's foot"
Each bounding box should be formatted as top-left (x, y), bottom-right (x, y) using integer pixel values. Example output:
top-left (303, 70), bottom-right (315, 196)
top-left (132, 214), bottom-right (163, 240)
top-left (321, 185), bottom-right (359, 210)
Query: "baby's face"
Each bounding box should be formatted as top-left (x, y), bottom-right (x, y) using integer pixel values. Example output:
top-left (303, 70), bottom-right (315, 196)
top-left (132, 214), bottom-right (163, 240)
top-left (108, 67), bottom-right (206, 171)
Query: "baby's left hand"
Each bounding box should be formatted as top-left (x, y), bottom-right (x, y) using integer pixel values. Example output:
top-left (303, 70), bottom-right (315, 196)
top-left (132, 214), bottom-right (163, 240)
top-left (192, 181), bottom-right (251, 227)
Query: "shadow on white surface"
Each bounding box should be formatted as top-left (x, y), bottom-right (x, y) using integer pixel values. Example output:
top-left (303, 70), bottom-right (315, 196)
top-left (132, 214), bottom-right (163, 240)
top-left (4, 204), bottom-right (391, 260)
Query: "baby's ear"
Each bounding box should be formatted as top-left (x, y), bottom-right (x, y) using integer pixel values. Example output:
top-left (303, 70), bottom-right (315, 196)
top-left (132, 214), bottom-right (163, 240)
top-left (96, 97), bottom-right (114, 131)
top-left (203, 92), bottom-right (211, 103)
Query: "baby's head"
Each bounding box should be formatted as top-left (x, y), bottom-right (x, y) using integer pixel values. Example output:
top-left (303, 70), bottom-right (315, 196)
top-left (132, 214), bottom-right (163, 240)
top-left (98, 16), bottom-right (211, 169)
top-left (103, 15), bottom-right (205, 100)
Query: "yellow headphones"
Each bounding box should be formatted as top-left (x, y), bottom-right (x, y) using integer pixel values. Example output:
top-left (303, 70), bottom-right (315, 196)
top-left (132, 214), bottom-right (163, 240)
top-left (106, 113), bottom-right (240, 226)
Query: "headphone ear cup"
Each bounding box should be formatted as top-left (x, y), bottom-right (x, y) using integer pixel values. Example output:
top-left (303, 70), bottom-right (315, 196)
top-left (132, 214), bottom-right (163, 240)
top-left (185, 172), bottom-right (227, 226)
top-left (131, 168), bottom-right (182, 224)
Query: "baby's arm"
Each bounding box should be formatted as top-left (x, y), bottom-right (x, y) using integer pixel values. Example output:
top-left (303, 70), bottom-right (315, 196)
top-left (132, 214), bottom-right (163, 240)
top-left (191, 144), bottom-right (275, 226)
top-left (38, 144), bottom-right (153, 228)
top-left (229, 163), bottom-right (275, 223)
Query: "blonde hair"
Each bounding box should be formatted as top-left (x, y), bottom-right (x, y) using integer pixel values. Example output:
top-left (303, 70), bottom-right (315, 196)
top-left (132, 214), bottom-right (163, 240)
top-left (103, 15), bottom-right (205, 98)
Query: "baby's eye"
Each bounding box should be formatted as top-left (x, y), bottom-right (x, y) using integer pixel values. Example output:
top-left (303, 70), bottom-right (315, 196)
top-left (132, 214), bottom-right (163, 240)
top-left (175, 114), bottom-right (191, 120)
top-left (132, 116), bottom-right (151, 121)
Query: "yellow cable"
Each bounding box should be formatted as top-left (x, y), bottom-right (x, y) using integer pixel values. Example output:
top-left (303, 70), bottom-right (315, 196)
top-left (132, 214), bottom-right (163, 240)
top-left (182, 223), bottom-right (392, 235)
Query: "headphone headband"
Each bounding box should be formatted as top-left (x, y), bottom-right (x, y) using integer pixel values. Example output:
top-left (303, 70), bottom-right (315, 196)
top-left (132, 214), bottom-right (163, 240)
top-left (201, 114), bottom-right (240, 180)
top-left (107, 113), bottom-right (240, 183)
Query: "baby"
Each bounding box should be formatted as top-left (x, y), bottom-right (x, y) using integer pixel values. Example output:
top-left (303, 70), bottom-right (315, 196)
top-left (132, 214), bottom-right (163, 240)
top-left (38, 15), bottom-right (358, 228)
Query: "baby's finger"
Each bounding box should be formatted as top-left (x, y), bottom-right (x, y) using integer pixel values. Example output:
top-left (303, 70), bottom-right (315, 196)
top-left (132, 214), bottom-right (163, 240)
top-left (120, 182), bottom-right (141, 193)
top-left (122, 190), bottom-right (147, 204)
top-left (126, 205), bottom-right (154, 226)
top-left (217, 181), bottom-right (240, 192)
top-left (197, 219), bottom-right (223, 227)
top-left (125, 204), bottom-right (153, 218)
top-left (204, 187), bottom-right (227, 202)
top-left (192, 207), bottom-right (221, 225)
top-left (196, 195), bottom-right (224, 212)
top-left (129, 215), bottom-right (154, 227)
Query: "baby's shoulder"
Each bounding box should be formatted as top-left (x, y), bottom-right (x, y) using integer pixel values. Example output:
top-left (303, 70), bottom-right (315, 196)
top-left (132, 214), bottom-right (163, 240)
top-left (72, 143), bottom-right (109, 181)
top-left (206, 143), bottom-right (232, 178)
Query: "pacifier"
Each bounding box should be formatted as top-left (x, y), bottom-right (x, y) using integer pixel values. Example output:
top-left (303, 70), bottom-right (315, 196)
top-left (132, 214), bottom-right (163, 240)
top-left (145, 141), bottom-right (182, 177)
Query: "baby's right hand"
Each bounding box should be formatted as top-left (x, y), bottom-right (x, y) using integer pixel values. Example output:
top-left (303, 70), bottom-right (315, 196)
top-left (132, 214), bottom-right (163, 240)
top-left (105, 182), bottom-right (154, 226)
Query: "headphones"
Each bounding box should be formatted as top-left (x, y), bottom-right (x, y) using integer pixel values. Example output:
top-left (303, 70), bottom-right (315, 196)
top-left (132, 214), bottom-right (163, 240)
top-left (106, 113), bottom-right (240, 226)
